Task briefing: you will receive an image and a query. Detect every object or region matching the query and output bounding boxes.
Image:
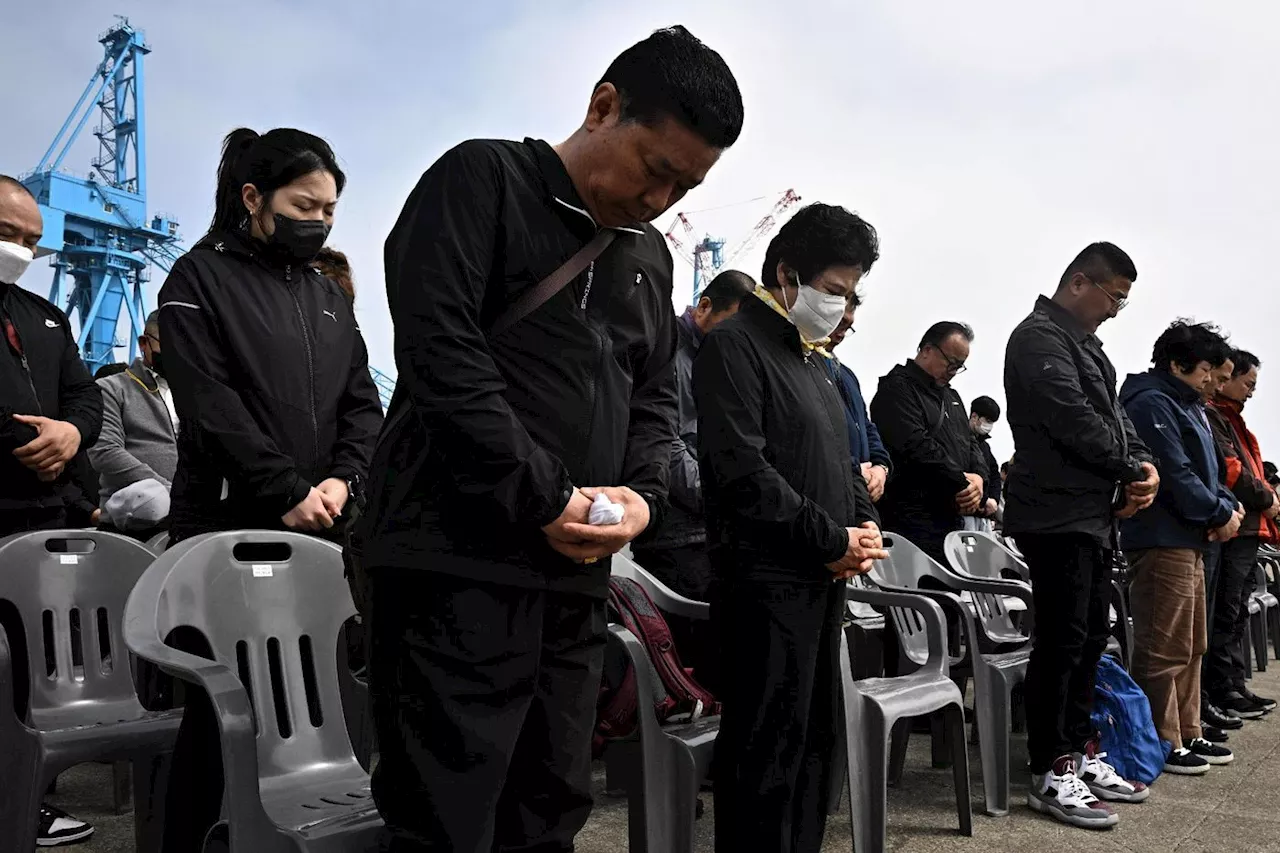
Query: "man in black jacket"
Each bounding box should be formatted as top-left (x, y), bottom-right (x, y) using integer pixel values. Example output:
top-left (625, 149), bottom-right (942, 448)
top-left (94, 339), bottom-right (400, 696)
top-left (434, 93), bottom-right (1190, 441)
top-left (870, 321), bottom-right (986, 562)
top-left (356, 27), bottom-right (743, 853)
top-left (1004, 242), bottom-right (1160, 828)
top-left (696, 203), bottom-right (884, 853)
top-left (0, 175), bottom-right (100, 846)
top-left (969, 395), bottom-right (1004, 526)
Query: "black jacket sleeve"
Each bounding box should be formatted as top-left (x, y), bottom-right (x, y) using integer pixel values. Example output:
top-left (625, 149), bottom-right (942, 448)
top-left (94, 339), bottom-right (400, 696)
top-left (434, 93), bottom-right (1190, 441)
top-left (693, 329), bottom-right (849, 566)
top-left (667, 348), bottom-right (702, 514)
top-left (328, 326), bottom-right (383, 487)
top-left (1010, 328), bottom-right (1147, 483)
top-left (384, 142), bottom-right (572, 528)
top-left (869, 378), bottom-right (969, 493)
top-left (56, 317), bottom-right (102, 449)
top-left (159, 259), bottom-right (312, 513)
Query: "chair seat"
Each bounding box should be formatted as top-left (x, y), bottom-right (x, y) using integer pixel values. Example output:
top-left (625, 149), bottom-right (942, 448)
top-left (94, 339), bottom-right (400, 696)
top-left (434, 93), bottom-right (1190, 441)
top-left (263, 771), bottom-right (381, 838)
top-left (851, 671), bottom-right (963, 719)
top-left (1249, 597), bottom-right (1262, 615)
top-left (660, 714), bottom-right (720, 748)
top-left (32, 697), bottom-right (170, 733)
top-left (959, 591), bottom-right (1027, 613)
top-left (1258, 593), bottom-right (1278, 608)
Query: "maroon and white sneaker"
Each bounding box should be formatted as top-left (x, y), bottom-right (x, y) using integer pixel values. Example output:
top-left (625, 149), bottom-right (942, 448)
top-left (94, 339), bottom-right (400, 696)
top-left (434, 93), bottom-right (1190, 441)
top-left (1074, 737), bottom-right (1150, 803)
top-left (1028, 755), bottom-right (1120, 829)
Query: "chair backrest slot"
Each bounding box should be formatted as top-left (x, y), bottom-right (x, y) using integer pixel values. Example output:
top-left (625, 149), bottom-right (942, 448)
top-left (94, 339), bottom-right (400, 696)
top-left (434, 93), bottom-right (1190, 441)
top-left (299, 634), bottom-right (324, 729)
top-left (266, 636), bottom-right (293, 740)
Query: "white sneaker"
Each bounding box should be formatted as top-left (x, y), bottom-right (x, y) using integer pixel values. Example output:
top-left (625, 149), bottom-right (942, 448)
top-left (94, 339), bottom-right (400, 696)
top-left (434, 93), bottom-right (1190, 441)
top-left (1028, 755), bottom-right (1120, 829)
top-left (1073, 737), bottom-right (1150, 803)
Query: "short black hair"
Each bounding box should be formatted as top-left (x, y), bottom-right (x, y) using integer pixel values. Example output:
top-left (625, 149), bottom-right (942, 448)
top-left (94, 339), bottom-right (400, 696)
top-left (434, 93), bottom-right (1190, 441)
top-left (1231, 349), bottom-right (1262, 377)
top-left (1151, 319), bottom-right (1232, 372)
top-left (761, 203), bottom-right (879, 290)
top-left (701, 269), bottom-right (754, 312)
top-left (599, 26), bottom-right (744, 149)
top-left (0, 174), bottom-right (35, 200)
top-left (1058, 241), bottom-right (1137, 291)
top-left (971, 396), bottom-right (1001, 422)
top-left (919, 321), bottom-right (974, 350)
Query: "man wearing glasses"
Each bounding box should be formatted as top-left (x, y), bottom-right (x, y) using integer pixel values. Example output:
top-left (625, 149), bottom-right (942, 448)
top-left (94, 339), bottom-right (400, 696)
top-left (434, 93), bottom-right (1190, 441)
top-left (870, 320), bottom-right (987, 564)
top-left (1003, 242), bottom-right (1161, 829)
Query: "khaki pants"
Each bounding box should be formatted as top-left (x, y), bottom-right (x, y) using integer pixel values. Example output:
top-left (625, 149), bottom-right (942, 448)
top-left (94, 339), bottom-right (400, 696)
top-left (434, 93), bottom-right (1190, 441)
top-left (1127, 547), bottom-right (1207, 750)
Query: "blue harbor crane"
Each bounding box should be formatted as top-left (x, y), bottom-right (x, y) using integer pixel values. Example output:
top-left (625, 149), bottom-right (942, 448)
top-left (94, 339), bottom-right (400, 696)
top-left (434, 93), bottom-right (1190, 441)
top-left (22, 16), bottom-right (398, 408)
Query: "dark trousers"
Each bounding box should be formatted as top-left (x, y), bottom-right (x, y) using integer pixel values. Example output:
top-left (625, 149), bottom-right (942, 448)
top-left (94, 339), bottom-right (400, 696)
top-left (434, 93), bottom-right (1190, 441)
top-left (368, 567), bottom-right (605, 853)
top-left (630, 543), bottom-right (720, 693)
top-left (1205, 535), bottom-right (1260, 697)
top-left (712, 571), bottom-right (845, 853)
top-left (1018, 533), bottom-right (1112, 773)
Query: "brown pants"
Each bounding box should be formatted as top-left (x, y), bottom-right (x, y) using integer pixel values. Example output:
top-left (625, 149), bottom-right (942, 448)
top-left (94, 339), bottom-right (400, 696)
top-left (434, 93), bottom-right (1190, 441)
top-left (1127, 548), bottom-right (1207, 750)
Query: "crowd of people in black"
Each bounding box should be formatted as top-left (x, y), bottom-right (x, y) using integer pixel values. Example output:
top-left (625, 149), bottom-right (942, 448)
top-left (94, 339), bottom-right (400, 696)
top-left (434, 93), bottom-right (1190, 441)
top-left (2, 21), bottom-right (1278, 853)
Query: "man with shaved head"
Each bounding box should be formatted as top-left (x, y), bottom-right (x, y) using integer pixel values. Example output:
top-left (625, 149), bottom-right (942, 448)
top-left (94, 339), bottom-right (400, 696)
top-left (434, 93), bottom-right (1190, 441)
top-left (0, 174), bottom-right (100, 845)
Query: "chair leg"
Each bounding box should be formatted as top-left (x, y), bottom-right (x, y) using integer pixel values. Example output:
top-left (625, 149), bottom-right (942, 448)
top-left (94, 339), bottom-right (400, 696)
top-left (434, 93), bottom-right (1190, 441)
top-left (112, 760), bottom-right (132, 814)
top-left (929, 711), bottom-right (953, 769)
top-left (887, 718), bottom-right (910, 787)
top-left (847, 705), bottom-right (890, 853)
top-left (944, 702), bottom-right (974, 836)
top-left (973, 670), bottom-right (1012, 817)
top-left (1269, 606), bottom-right (1280, 662)
top-left (1252, 609), bottom-right (1268, 672)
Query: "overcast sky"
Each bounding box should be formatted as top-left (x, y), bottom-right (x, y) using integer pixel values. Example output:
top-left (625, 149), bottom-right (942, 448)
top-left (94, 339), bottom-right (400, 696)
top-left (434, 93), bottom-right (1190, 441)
top-left (4, 1), bottom-right (1279, 462)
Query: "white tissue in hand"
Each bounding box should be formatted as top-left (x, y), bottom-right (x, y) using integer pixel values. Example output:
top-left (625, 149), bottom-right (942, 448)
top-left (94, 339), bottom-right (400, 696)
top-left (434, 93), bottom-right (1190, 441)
top-left (588, 493), bottom-right (625, 526)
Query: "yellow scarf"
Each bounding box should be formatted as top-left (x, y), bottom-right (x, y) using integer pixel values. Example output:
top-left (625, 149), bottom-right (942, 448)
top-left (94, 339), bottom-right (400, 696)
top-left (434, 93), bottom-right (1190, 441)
top-left (753, 284), bottom-right (833, 359)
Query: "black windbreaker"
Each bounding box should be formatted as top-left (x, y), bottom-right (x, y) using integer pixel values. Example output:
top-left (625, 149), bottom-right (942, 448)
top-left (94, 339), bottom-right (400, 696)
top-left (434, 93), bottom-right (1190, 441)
top-left (354, 138), bottom-right (679, 597)
top-left (157, 231), bottom-right (383, 540)
top-left (0, 280), bottom-right (102, 510)
top-left (694, 296), bottom-right (876, 580)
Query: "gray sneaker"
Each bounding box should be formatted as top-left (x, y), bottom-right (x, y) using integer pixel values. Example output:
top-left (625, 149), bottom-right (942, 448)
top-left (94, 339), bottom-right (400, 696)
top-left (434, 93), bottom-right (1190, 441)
top-left (1028, 755), bottom-right (1120, 829)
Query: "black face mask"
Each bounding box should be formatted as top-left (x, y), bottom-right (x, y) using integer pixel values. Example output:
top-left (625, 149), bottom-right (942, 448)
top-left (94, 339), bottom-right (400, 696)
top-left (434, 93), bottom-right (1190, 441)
top-left (148, 351), bottom-right (166, 379)
top-left (267, 213), bottom-right (330, 264)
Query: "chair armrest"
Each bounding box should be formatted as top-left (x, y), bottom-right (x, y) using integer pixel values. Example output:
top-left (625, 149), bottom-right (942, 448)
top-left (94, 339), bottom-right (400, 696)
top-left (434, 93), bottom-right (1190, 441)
top-left (607, 624), bottom-right (669, 744)
top-left (845, 584), bottom-right (951, 675)
top-left (613, 558), bottom-right (710, 621)
top-left (932, 569), bottom-right (1035, 612)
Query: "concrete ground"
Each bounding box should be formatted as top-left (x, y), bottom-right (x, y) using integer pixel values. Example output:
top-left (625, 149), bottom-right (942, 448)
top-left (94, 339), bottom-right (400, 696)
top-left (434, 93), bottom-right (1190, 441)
top-left (53, 663), bottom-right (1280, 852)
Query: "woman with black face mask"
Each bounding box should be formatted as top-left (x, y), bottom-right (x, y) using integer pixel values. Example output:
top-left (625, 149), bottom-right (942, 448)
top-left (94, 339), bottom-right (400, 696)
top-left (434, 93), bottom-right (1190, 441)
top-left (151, 127), bottom-right (383, 851)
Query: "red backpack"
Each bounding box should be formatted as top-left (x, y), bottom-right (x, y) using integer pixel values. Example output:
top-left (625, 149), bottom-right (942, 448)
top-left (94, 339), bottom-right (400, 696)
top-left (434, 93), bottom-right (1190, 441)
top-left (594, 576), bottom-right (721, 756)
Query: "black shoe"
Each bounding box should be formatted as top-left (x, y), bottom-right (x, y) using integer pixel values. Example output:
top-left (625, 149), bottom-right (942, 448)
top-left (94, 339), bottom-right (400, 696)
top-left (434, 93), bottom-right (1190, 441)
top-left (1187, 737), bottom-right (1234, 765)
top-left (1202, 701), bottom-right (1244, 730)
top-left (1203, 726), bottom-right (1230, 744)
top-left (1217, 692), bottom-right (1267, 720)
top-left (37, 804), bottom-right (94, 847)
top-left (1240, 687), bottom-right (1277, 712)
top-left (1164, 748), bottom-right (1210, 775)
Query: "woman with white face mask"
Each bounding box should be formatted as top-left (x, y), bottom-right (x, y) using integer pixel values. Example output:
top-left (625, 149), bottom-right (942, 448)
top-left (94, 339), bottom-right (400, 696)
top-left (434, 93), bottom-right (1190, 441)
top-left (693, 202), bottom-right (886, 850)
top-left (965, 395), bottom-right (1005, 530)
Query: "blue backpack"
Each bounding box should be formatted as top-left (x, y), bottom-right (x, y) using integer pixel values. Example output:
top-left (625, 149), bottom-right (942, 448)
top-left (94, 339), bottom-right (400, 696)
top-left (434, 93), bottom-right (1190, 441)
top-left (1090, 655), bottom-right (1169, 785)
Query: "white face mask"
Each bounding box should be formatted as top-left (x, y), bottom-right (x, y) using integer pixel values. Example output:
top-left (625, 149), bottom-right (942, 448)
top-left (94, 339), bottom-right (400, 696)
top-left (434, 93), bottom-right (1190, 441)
top-left (974, 419), bottom-right (994, 437)
top-left (0, 241), bottom-right (34, 284)
top-left (783, 274), bottom-right (846, 343)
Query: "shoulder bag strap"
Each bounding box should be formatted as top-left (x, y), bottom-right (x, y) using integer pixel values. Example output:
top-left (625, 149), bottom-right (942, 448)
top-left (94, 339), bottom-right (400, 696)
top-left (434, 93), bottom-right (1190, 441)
top-left (488, 229), bottom-right (618, 337)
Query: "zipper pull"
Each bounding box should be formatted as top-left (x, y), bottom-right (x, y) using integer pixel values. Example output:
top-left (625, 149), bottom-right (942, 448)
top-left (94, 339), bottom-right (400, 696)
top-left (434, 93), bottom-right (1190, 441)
top-left (285, 264), bottom-right (292, 283)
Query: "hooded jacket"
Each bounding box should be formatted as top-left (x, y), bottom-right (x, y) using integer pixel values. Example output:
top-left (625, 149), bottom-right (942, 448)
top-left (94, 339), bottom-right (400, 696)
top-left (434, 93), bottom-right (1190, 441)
top-left (156, 230), bottom-right (383, 540)
top-left (1119, 370), bottom-right (1236, 551)
top-left (354, 138), bottom-right (678, 598)
top-left (1207, 397), bottom-right (1278, 542)
top-left (0, 280), bottom-right (102, 511)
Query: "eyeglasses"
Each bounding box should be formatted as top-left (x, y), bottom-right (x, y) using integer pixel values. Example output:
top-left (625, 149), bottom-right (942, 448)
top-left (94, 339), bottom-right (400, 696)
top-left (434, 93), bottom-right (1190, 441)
top-left (1088, 277), bottom-right (1128, 312)
top-left (936, 348), bottom-right (967, 375)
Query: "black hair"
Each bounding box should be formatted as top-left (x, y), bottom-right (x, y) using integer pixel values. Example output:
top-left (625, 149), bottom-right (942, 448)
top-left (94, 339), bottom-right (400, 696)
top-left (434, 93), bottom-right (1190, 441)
top-left (0, 174), bottom-right (35, 200)
top-left (760, 203), bottom-right (879, 291)
top-left (1151, 319), bottom-right (1232, 373)
top-left (700, 269), bottom-right (754, 312)
top-left (1231, 349), bottom-right (1262, 377)
top-left (919, 321), bottom-right (974, 350)
top-left (1058, 241), bottom-right (1138, 291)
top-left (208, 127), bottom-right (346, 237)
top-left (599, 26), bottom-right (744, 149)
top-left (971, 395), bottom-right (1001, 422)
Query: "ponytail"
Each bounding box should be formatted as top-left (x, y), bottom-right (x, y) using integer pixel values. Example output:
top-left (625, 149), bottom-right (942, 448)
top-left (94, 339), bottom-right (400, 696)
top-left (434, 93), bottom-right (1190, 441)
top-left (208, 127), bottom-right (260, 236)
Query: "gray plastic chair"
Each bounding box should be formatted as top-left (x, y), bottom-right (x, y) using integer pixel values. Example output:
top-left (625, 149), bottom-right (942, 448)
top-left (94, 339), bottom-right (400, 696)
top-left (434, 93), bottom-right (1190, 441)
top-left (123, 530), bottom-right (381, 852)
top-left (145, 531), bottom-right (170, 554)
top-left (841, 577), bottom-right (972, 853)
top-left (876, 533), bottom-right (1032, 817)
top-left (1248, 560), bottom-right (1272, 672)
top-left (602, 554), bottom-right (717, 853)
top-left (0, 529), bottom-right (182, 853)
top-left (1257, 549), bottom-right (1280, 659)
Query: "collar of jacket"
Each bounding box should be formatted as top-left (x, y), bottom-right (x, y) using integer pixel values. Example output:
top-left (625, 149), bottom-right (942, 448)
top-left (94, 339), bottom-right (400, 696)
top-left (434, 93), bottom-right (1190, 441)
top-left (679, 306), bottom-right (704, 349)
top-left (1034, 294), bottom-right (1097, 344)
top-left (1212, 395), bottom-right (1245, 417)
top-left (525, 138), bottom-right (646, 238)
top-left (193, 228), bottom-right (298, 275)
top-left (901, 358), bottom-right (945, 391)
top-left (1146, 368), bottom-right (1205, 405)
top-left (123, 357), bottom-right (160, 393)
top-left (751, 284), bottom-right (833, 358)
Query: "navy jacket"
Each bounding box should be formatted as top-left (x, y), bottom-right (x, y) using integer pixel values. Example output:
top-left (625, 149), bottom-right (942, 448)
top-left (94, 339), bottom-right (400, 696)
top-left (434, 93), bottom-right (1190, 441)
top-left (1119, 370), bottom-right (1236, 551)
top-left (823, 356), bottom-right (892, 472)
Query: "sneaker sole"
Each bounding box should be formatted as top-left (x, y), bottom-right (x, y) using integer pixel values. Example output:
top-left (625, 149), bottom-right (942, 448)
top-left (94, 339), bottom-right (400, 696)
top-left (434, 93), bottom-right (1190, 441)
top-left (1163, 762), bottom-right (1211, 775)
top-left (37, 827), bottom-right (95, 847)
top-left (1204, 717), bottom-right (1244, 730)
top-left (1195, 753), bottom-right (1234, 765)
top-left (1224, 708), bottom-right (1266, 720)
top-left (1028, 794), bottom-right (1119, 828)
top-left (1087, 782), bottom-right (1150, 803)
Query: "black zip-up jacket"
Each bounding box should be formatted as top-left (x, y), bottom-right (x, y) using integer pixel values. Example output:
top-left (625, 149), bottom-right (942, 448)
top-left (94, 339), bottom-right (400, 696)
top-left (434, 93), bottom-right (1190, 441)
top-left (157, 231), bottom-right (383, 540)
top-left (870, 361), bottom-right (985, 542)
top-left (694, 296), bottom-right (876, 581)
top-left (0, 281), bottom-right (102, 510)
top-left (355, 138), bottom-right (678, 597)
top-left (1003, 296), bottom-right (1151, 545)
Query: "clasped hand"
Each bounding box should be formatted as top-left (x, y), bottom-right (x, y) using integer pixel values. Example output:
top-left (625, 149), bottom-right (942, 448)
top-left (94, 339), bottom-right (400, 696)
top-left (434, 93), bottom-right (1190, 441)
top-left (827, 521), bottom-right (888, 581)
top-left (543, 486), bottom-right (650, 563)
